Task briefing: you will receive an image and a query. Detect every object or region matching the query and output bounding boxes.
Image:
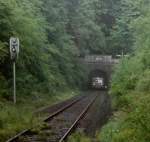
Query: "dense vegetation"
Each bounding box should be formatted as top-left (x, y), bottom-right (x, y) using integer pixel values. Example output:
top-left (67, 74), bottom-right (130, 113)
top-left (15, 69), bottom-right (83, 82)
top-left (0, 0), bottom-right (129, 100)
top-left (0, 0), bottom-right (150, 141)
top-left (0, 0), bottom-right (83, 100)
top-left (0, 0), bottom-right (134, 100)
top-left (0, 0), bottom-right (123, 140)
top-left (66, 0), bottom-right (150, 141)
top-left (99, 0), bottom-right (150, 142)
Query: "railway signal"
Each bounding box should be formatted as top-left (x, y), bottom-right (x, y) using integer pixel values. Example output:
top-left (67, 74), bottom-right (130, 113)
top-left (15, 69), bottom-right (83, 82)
top-left (10, 37), bottom-right (20, 104)
top-left (10, 37), bottom-right (19, 61)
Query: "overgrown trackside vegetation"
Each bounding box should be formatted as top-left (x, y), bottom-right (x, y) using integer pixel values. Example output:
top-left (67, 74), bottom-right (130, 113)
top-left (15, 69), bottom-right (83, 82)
top-left (0, 0), bottom-right (126, 141)
top-left (0, 0), bottom-right (85, 140)
top-left (1, 0), bottom-right (150, 141)
top-left (0, 0), bottom-right (127, 100)
top-left (67, 0), bottom-right (150, 141)
top-left (99, 1), bottom-right (150, 142)
top-left (0, 90), bottom-right (77, 141)
top-left (0, 0), bottom-right (85, 99)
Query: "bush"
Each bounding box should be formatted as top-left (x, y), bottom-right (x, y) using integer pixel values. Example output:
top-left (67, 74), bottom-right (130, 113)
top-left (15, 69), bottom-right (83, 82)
top-left (68, 132), bottom-right (91, 142)
top-left (136, 70), bottom-right (150, 92)
top-left (99, 92), bottom-right (150, 142)
top-left (0, 73), bottom-right (8, 98)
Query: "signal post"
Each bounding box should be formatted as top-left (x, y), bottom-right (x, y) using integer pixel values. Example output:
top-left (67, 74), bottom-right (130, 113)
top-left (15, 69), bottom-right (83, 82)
top-left (9, 37), bottom-right (20, 104)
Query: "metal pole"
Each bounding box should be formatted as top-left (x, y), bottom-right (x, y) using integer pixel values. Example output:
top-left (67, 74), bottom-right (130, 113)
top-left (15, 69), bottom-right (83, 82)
top-left (13, 62), bottom-right (16, 104)
top-left (122, 49), bottom-right (124, 59)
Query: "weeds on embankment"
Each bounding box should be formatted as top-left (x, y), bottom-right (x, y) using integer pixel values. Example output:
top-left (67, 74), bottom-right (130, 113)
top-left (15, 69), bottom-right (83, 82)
top-left (0, 90), bottom-right (77, 141)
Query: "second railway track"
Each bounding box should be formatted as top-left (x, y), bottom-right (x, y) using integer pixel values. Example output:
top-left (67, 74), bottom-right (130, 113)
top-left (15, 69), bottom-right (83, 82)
top-left (7, 94), bottom-right (98, 142)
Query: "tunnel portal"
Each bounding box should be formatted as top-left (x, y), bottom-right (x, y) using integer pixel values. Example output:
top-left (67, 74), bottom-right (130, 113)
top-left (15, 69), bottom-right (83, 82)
top-left (79, 55), bottom-right (119, 88)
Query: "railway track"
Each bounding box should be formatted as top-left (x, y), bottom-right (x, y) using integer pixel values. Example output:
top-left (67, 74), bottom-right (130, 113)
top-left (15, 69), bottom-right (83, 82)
top-left (7, 94), bottom-right (98, 142)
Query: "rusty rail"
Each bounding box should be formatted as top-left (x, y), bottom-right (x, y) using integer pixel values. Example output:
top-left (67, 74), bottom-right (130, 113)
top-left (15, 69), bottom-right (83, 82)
top-left (59, 94), bottom-right (98, 142)
top-left (6, 94), bottom-right (98, 142)
top-left (6, 96), bottom-right (84, 142)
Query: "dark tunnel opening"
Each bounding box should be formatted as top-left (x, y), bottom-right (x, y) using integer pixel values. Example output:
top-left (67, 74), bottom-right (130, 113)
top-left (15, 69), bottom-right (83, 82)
top-left (88, 69), bottom-right (108, 89)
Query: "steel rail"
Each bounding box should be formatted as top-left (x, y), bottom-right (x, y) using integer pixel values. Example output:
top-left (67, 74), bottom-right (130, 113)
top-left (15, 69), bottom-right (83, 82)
top-left (44, 95), bottom-right (85, 122)
top-left (59, 94), bottom-right (98, 142)
top-left (6, 130), bottom-right (29, 142)
top-left (6, 95), bottom-right (85, 142)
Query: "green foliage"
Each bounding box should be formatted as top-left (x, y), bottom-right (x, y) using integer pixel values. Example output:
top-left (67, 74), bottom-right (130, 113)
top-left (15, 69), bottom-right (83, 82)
top-left (62, 0), bottom-right (120, 55)
top-left (0, 90), bottom-right (77, 141)
top-left (100, 1), bottom-right (150, 141)
top-left (100, 93), bottom-right (150, 142)
top-left (0, 0), bottom-right (85, 99)
top-left (136, 70), bottom-right (150, 92)
top-left (0, 102), bottom-right (35, 142)
top-left (98, 114), bottom-right (124, 142)
top-left (0, 73), bottom-right (8, 98)
top-left (68, 131), bottom-right (91, 142)
top-left (1, 0), bottom-right (150, 141)
top-left (0, 0), bottom-right (137, 99)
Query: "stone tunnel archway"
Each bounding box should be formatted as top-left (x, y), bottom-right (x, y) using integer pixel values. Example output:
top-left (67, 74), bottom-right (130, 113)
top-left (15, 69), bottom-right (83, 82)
top-left (79, 55), bottom-right (119, 89)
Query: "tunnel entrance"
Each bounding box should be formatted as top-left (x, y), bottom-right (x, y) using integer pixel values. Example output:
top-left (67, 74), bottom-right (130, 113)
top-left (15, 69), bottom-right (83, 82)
top-left (88, 69), bottom-right (108, 89)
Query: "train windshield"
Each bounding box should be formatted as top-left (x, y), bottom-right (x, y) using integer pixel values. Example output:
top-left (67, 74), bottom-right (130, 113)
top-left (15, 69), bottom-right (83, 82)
top-left (92, 77), bottom-right (104, 85)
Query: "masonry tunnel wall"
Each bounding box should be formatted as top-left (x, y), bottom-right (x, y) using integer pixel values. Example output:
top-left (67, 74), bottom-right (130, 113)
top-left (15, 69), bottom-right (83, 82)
top-left (78, 55), bottom-right (118, 89)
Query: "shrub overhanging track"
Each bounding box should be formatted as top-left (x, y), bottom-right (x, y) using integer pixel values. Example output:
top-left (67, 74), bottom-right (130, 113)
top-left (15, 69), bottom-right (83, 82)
top-left (7, 94), bottom-right (98, 142)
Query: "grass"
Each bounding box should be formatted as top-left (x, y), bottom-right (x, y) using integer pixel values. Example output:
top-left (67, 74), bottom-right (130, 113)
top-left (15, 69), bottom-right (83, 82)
top-left (96, 92), bottom-right (150, 142)
top-left (68, 131), bottom-right (92, 142)
top-left (0, 90), bottom-right (78, 141)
